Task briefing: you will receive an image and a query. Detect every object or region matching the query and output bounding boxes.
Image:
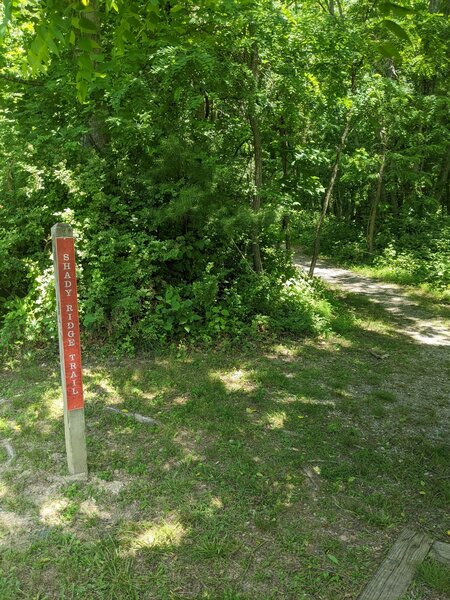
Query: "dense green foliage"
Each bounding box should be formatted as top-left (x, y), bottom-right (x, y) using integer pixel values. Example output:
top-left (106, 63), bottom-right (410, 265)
top-left (0, 0), bottom-right (449, 352)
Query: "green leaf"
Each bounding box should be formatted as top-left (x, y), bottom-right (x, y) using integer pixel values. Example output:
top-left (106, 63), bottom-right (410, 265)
top-left (378, 2), bottom-right (413, 18)
top-left (327, 554), bottom-right (339, 565)
top-left (76, 80), bottom-right (89, 103)
top-left (78, 37), bottom-right (100, 51)
top-left (377, 41), bottom-right (401, 60)
top-left (78, 17), bottom-right (97, 33)
top-left (382, 19), bottom-right (410, 42)
top-left (46, 36), bottom-right (60, 57)
top-left (0, 0), bottom-right (12, 39)
top-left (78, 53), bottom-right (93, 72)
top-left (106, 0), bottom-right (119, 13)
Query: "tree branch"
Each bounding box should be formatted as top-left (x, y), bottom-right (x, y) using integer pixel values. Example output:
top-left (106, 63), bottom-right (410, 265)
top-left (0, 73), bottom-right (44, 86)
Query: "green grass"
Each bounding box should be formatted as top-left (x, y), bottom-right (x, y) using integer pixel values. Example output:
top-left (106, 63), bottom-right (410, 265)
top-left (417, 558), bottom-right (450, 595)
top-left (0, 288), bottom-right (449, 599)
top-left (401, 559), bottom-right (450, 599)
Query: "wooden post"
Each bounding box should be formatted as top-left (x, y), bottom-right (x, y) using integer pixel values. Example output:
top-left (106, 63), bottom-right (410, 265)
top-left (51, 223), bottom-right (88, 476)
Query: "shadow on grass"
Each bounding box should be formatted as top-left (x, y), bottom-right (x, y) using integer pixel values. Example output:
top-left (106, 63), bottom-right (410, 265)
top-left (0, 298), bottom-right (449, 599)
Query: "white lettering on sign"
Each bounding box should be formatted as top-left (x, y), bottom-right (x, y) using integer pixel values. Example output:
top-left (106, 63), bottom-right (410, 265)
top-left (55, 237), bottom-right (85, 411)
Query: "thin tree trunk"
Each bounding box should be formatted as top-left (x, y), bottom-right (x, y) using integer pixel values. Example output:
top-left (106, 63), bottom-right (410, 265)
top-left (279, 117), bottom-right (292, 253)
top-left (248, 24), bottom-right (263, 273)
top-left (83, 2), bottom-right (108, 152)
top-left (367, 129), bottom-right (388, 253)
top-left (249, 112), bottom-right (263, 272)
top-left (309, 109), bottom-right (352, 276)
top-left (391, 190), bottom-right (399, 217)
top-left (334, 183), bottom-right (342, 218)
top-left (429, 0), bottom-right (439, 12)
top-left (279, 118), bottom-right (289, 180)
top-left (436, 145), bottom-right (450, 214)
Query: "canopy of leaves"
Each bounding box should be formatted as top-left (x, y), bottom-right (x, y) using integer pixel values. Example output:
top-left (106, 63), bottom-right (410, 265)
top-left (0, 0), bottom-right (449, 352)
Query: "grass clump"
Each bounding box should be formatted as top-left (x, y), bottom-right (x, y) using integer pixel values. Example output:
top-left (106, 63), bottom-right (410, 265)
top-left (416, 558), bottom-right (450, 596)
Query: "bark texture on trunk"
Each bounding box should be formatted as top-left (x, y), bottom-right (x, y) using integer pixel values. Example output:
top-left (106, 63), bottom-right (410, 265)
top-left (367, 129), bottom-right (388, 254)
top-left (249, 111), bottom-right (263, 273)
top-left (309, 109), bottom-right (352, 276)
top-left (279, 118), bottom-right (293, 252)
top-left (84, 1), bottom-right (108, 152)
top-left (436, 145), bottom-right (450, 214)
top-left (248, 25), bottom-right (263, 273)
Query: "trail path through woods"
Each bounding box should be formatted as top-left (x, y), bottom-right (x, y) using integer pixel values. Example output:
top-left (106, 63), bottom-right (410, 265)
top-left (294, 253), bottom-right (450, 347)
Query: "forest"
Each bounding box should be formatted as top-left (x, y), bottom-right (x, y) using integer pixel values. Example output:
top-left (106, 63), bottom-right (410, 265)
top-left (0, 3), bottom-right (450, 599)
top-left (0, 0), bottom-right (448, 354)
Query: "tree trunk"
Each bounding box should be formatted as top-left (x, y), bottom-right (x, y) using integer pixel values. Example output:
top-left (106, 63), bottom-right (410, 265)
top-left (367, 130), bottom-right (388, 254)
top-left (249, 112), bottom-right (263, 273)
top-left (279, 118), bottom-right (289, 179)
top-left (83, 1), bottom-right (108, 152)
top-left (436, 145), bottom-right (450, 214)
top-left (309, 109), bottom-right (352, 276)
top-left (248, 24), bottom-right (263, 273)
top-left (429, 0), bottom-right (440, 12)
top-left (279, 117), bottom-right (292, 253)
top-left (391, 190), bottom-right (399, 217)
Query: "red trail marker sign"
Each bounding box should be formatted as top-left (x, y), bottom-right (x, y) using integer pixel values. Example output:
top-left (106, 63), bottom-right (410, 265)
top-left (52, 223), bottom-right (87, 475)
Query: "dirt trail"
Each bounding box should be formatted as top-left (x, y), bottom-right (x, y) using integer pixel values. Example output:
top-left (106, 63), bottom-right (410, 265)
top-left (294, 254), bottom-right (450, 347)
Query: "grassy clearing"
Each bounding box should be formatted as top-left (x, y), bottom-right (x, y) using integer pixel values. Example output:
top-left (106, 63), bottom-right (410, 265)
top-left (0, 289), bottom-right (449, 599)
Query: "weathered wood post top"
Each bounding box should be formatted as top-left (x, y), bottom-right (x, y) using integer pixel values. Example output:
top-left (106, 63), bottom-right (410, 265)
top-left (51, 223), bottom-right (88, 476)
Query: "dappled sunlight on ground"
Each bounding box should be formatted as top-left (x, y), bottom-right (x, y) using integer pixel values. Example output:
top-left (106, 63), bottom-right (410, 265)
top-left (210, 496), bottom-right (223, 509)
top-left (210, 368), bottom-right (257, 392)
top-left (0, 274), bottom-right (448, 598)
top-left (173, 429), bottom-right (209, 465)
top-left (264, 411), bottom-right (287, 430)
top-left (41, 388), bottom-right (63, 420)
top-left (39, 497), bottom-right (69, 526)
top-left (121, 517), bottom-right (188, 557)
top-left (0, 509), bottom-right (32, 546)
top-left (276, 395), bottom-right (336, 408)
top-left (83, 370), bottom-right (120, 402)
top-left (79, 498), bottom-right (112, 520)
